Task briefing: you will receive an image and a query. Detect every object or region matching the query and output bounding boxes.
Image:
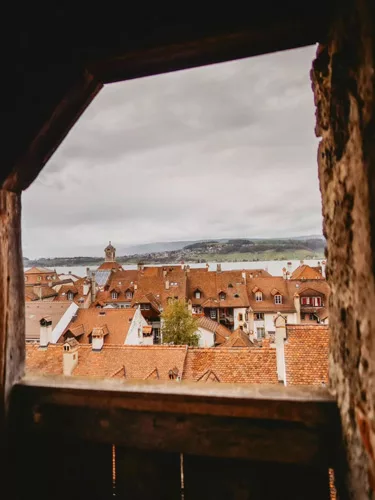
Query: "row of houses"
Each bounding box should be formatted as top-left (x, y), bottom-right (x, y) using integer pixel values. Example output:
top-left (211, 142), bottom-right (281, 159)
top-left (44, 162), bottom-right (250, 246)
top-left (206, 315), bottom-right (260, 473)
top-left (26, 314), bottom-right (329, 387)
top-left (25, 242), bottom-right (330, 346)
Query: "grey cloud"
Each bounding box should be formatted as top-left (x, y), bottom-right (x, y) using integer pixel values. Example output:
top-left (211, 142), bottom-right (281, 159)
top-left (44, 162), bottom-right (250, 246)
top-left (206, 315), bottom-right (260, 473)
top-left (22, 45), bottom-right (322, 258)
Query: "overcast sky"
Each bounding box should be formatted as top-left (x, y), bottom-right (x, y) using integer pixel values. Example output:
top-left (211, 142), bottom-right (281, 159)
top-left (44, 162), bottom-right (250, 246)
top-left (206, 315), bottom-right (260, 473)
top-left (22, 45), bottom-right (321, 258)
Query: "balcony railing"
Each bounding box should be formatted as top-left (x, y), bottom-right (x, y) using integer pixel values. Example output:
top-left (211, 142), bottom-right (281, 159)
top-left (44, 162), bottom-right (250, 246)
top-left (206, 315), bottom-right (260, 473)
top-left (8, 375), bottom-right (342, 499)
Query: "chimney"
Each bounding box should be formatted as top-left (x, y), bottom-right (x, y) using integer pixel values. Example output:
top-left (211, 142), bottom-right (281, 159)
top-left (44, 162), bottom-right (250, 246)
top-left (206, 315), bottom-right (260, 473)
top-left (321, 260), bottom-right (326, 278)
top-left (205, 263), bottom-right (209, 270)
top-left (165, 280), bottom-right (170, 290)
top-left (187, 299), bottom-right (192, 314)
top-left (300, 259), bottom-right (304, 266)
top-left (293, 293), bottom-right (301, 323)
top-left (241, 271), bottom-right (246, 282)
top-left (163, 269), bottom-right (167, 278)
top-left (63, 338), bottom-right (79, 376)
top-left (86, 267), bottom-right (91, 278)
top-left (92, 327), bottom-right (105, 351)
top-left (216, 263), bottom-right (222, 273)
top-left (134, 283), bottom-right (138, 290)
top-left (90, 273), bottom-right (97, 302)
top-left (282, 267), bottom-right (287, 280)
top-left (39, 316), bottom-right (52, 348)
top-left (137, 262), bottom-right (144, 271)
top-left (83, 281), bottom-right (90, 296)
top-left (287, 261), bottom-right (292, 274)
top-left (274, 314), bottom-right (287, 384)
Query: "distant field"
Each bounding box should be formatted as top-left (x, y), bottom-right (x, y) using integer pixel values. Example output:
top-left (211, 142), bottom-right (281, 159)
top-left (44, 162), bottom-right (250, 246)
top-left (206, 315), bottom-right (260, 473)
top-left (194, 249), bottom-right (325, 263)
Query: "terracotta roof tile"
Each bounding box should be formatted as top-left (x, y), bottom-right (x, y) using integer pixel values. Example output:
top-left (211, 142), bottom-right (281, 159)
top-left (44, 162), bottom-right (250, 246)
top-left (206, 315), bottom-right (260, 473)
top-left (220, 328), bottom-right (255, 348)
top-left (26, 344), bottom-right (188, 380)
top-left (183, 348), bottom-right (278, 384)
top-left (61, 308), bottom-right (137, 344)
top-left (284, 324), bottom-right (329, 385)
top-left (290, 264), bottom-right (324, 280)
top-left (25, 301), bottom-right (72, 340)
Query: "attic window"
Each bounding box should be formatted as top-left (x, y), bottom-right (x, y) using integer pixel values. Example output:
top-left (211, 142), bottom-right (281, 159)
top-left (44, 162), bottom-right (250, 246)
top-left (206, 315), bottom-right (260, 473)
top-left (234, 293), bottom-right (239, 298)
top-left (67, 291), bottom-right (74, 301)
top-left (125, 290), bottom-right (133, 299)
top-left (194, 290), bottom-right (201, 299)
top-left (99, 311), bottom-right (106, 316)
top-left (274, 294), bottom-right (282, 304)
top-left (111, 291), bottom-right (118, 299)
top-left (255, 291), bottom-right (263, 302)
top-left (219, 292), bottom-right (226, 300)
top-left (228, 283), bottom-right (233, 288)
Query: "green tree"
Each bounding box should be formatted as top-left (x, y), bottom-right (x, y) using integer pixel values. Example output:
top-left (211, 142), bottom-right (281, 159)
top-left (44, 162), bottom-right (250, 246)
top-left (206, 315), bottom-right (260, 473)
top-left (161, 300), bottom-right (199, 347)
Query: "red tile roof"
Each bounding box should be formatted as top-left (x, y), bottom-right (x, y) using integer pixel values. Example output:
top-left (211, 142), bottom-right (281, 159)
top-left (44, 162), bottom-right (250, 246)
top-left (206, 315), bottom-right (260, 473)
top-left (284, 324), bottom-right (329, 385)
top-left (182, 348), bottom-right (278, 384)
top-left (26, 344), bottom-right (188, 380)
top-left (247, 277), bottom-right (296, 312)
top-left (97, 261), bottom-right (123, 271)
top-left (290, 264), bottom-right (324, 280)
top-left (220, 328), bottom-right (255, 348)
top-left (60, 308), bottom-right (137, 344)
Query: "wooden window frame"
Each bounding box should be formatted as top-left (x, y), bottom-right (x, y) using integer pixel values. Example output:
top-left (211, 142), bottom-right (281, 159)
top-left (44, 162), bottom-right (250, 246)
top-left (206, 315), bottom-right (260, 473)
top-left (0, 10), bottom-right (342, 496)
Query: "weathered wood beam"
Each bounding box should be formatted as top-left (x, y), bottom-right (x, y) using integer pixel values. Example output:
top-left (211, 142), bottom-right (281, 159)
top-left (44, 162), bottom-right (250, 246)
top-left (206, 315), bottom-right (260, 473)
top-left (9, 376), bottom-right (341, 466)
top-left (1, 70), bottom-right (102, 191)
top-left (16, 374), bottom-right (338, 423)
top-left (0, 190), bottom-right (24, 428)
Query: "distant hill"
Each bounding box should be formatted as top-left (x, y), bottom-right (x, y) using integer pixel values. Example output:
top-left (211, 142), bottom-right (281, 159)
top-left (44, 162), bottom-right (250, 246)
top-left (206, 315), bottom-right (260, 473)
top-left (24, 236), bottom-right (326, 267)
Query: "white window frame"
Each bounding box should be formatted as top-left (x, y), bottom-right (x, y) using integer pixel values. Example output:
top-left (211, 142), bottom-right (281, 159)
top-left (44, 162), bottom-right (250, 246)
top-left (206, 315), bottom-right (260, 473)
top-left (195, 291), bottom-right (201, 299)
top-left (111, 291), bottom-right (118, 299)
top-left (255, 292), bottom-right (262, 302)
top-left (67, 291), bottom-right (74, 301)
top-left (210, 309), bottom-right (217, 319)
top-left (274, 294), bottom-right (282, 304)
top-left (256, 327), bottom-right (265, 339)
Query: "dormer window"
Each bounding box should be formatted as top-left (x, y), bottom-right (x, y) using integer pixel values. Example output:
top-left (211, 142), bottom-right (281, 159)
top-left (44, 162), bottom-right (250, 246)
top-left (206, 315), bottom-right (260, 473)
top-left (194, 290), bottom-right (201, 299)
top-left (219, 292), bottom-right (226, 300)
top-left (67, 291), bottom-right (74, 301)
top-left (255, 292), bottom-right (262, 302)
top-left (234, 293), bottom-right (239, 298)
top-left (274, 294), bottom-right (282, 304)
top-left (111, 291), bottom-right (118, 299)
top-left (228, 283), bottom-right (233, 288)
top-left (125, 290), bottom-right (133, 299)
top-left (38, 276), bottom-right (41, 281)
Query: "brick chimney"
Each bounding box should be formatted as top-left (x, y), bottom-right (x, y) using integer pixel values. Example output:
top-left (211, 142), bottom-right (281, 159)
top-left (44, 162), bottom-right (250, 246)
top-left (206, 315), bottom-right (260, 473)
top-left (216, 263), bottom-right (222, 273)
top-left (165, 280), bottom-right (170, 290)
top-left (39, 315), bottom-right (52, 348)
top-left (282, 267), bottom-right (287, 280)
top-left (63, 338), bottom-right (79, 376)
top-left (274, 313), bottom-right (287, 384)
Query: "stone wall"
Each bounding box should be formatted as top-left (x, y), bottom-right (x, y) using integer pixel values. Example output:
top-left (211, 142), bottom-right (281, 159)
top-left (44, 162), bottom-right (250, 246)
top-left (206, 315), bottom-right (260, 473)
top-left (311, 1), bottom-right (375, 497)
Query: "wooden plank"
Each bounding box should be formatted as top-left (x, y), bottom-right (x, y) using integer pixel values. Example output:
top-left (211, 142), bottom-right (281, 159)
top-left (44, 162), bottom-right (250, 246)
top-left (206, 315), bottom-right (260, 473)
top-left (0, 190), bottom-right (24, 428)
top-left (10, 430), bottom-right (112, 500)
top-left (15, 374), bottom-right (338, 424)
top-left (183, 454), bottom-right (331, 500)
top-left (1, 70), bottom-right (102, 191)
top-left (9, 377), bottom-right (340, 466)
top-left (115, 447), bottom-right (181, 499)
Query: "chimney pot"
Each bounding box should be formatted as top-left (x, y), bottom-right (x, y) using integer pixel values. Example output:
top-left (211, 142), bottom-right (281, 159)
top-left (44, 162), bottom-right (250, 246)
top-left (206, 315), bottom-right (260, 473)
top-left (39, 315), bottom-right (52, 348)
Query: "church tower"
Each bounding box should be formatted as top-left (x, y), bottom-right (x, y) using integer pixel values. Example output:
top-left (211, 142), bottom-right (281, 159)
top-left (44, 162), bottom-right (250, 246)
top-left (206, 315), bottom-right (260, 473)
top-left (104, 241), bottom-right (116, 262)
